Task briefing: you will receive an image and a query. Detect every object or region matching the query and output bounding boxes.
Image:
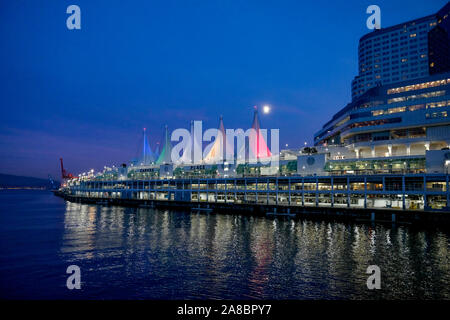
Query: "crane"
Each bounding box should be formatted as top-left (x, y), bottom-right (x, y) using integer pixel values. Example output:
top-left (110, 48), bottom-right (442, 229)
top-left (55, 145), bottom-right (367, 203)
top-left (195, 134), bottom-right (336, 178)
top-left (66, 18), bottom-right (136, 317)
top-left (60, 158), bottom-right (76, 179)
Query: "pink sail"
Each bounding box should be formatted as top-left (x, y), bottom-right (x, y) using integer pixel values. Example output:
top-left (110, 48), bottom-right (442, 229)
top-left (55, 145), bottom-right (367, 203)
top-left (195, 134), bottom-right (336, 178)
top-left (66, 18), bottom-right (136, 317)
top-left (249, 108), bottom-right (272, 160)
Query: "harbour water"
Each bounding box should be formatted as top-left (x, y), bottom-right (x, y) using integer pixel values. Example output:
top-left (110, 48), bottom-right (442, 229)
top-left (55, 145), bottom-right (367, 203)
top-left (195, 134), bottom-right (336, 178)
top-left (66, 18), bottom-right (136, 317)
top-left (1, 190), bottom-right (449, 299)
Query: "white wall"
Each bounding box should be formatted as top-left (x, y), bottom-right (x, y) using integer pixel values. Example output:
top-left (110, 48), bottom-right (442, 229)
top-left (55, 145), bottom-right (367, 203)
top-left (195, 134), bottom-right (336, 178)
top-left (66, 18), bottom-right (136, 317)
top-left (297, 154), bottom-right (327, 176)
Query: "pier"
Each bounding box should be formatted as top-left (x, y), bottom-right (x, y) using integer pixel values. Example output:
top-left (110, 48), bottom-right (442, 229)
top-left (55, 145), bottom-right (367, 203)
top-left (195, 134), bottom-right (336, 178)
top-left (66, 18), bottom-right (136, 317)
top-left (55, 173), bottom-right (450, 225)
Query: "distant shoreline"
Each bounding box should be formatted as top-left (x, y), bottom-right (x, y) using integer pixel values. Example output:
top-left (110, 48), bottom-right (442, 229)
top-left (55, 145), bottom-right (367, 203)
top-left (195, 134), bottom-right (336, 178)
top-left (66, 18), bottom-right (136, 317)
top-left (0, 187), bottom-right (49, 190)
top-left (0, 173), bottom-right (59, 190)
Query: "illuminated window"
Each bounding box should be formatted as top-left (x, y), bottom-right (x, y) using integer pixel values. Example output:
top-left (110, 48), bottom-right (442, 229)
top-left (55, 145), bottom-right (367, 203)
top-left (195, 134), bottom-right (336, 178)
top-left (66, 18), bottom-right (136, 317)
top-left (372, 110), bottom-right (384, 116)
top-left (408, 104), bottom-right (425, 111)
top-left (426, 111), bottom-right (447, 119)
top-left (388, 97), bottom-right (406, 104)
top-left (387, 106), bottom-right (406, 114)
top-left (426, 100), bottom-right (449, 109)
top-left (336, 116), bottom-right (350, 127)
top-left (387, 78), bottom-right (448, 94)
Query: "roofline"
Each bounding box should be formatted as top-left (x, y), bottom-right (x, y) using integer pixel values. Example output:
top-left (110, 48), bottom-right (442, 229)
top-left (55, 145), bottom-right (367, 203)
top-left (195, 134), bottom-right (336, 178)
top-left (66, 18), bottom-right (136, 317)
top-left (359, 13), bottom-right (436, 43)
top-left (313, 71), bottom-right (450, 140)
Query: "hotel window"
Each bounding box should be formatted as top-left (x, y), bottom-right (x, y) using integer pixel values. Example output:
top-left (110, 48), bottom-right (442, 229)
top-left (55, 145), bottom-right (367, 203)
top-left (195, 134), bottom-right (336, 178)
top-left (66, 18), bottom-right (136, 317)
top-left (391, 129), bottom-right (408, 139)
top-left (407, 90), bottom-right (445, 100)
top-left (387, 79), bottom-right (448, 94)
top-left (408, 104), bottom-right (425, 111)
top-left (336, 116), bottom-right (350, 127)
top-left (426, 111), bottom-right (447, 119)
top-left (387, 97), bottom-right (406, 103)
top-left (372, 110), bottom-right (384, 116)
top-left (387, 106), bottom-right (406, 114)
top-left (426, 101), bottom-right (448, 109)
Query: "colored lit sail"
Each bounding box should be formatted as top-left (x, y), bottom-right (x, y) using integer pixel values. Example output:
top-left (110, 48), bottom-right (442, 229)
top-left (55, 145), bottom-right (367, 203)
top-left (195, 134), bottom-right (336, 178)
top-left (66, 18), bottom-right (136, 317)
top-left (203, 116), bottom-right (233, 163)
top-left (180, 120), bottom-right (203, 164)
top-left (237, 108), bottom-right (272, 162)
top-left (156, 125), bottom-right (172, 164)
top-left (154, 142), bottom-right (160, 160)
top-left (139, 110), bottom-right (272, 166)
top-left (141, 128), bottom-right (156, 165)
top-left (251, 108), bottom-right (272, 159)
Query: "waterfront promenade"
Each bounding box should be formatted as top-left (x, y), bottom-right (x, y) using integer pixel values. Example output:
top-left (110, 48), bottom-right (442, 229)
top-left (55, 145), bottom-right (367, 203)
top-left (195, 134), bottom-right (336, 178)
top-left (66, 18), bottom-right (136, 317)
top-left (57, 173), bottom-right (450, 225)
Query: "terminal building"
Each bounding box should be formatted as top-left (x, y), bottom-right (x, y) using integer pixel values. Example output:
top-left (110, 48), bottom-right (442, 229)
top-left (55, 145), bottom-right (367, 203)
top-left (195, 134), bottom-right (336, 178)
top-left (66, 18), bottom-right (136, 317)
top-left (308, 72), bottom-right (450, 176)
top-left (62, 3), bottom-right (450, 213)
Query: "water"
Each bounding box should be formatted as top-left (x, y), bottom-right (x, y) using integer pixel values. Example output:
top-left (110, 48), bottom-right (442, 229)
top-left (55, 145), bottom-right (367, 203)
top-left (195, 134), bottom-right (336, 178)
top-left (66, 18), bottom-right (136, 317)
top-left (0, 190), bottom-right (449, 300)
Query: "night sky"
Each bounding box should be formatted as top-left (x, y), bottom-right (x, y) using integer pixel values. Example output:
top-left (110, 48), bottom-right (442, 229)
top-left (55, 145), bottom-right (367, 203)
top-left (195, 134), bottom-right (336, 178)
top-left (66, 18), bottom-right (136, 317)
top-left (0, 0), bottom-right (446, 179)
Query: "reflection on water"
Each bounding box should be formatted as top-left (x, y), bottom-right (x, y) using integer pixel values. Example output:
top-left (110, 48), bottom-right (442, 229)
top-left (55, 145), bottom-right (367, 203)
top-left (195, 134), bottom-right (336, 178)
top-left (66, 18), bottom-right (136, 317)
top-left (61, 202), bottom-right (450, 299)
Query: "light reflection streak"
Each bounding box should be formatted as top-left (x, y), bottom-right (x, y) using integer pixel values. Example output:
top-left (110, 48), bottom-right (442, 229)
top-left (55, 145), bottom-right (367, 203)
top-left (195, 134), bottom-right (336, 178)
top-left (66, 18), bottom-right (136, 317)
top-left (59, 203), bottom-right (450, 299)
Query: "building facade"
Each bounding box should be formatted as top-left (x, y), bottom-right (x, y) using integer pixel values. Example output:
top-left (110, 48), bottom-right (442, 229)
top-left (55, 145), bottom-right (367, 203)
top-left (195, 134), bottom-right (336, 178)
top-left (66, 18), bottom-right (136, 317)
top-left (351, 2), bottom-right (450, 100)
top-left (59, 3), bottom-right (450, 214)
top-left (313, 72), bottom-right (450, 175)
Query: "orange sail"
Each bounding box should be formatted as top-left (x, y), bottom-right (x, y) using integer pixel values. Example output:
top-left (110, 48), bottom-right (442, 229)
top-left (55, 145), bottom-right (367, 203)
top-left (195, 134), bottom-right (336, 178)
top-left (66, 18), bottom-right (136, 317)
top-left (204, 116), bottom-right (231, 163)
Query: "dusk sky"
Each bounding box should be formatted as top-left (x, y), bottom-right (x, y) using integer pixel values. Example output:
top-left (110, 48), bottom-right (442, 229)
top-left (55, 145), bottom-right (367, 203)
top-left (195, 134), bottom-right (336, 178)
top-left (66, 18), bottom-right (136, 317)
top-left (0, 0), bottom-right (447, 179)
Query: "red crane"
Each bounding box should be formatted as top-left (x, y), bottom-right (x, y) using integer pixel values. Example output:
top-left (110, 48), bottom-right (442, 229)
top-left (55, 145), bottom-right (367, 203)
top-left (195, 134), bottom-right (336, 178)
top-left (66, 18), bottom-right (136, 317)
top-left (60, 158), bottom-right (76, 179)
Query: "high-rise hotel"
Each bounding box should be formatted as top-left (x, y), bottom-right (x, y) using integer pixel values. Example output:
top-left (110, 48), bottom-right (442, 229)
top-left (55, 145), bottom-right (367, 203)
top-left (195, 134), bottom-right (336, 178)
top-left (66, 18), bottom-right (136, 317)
top-left (308, 2), bottom-right (450, 178)
top-left (351, 3), bottom-right (449, 99)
